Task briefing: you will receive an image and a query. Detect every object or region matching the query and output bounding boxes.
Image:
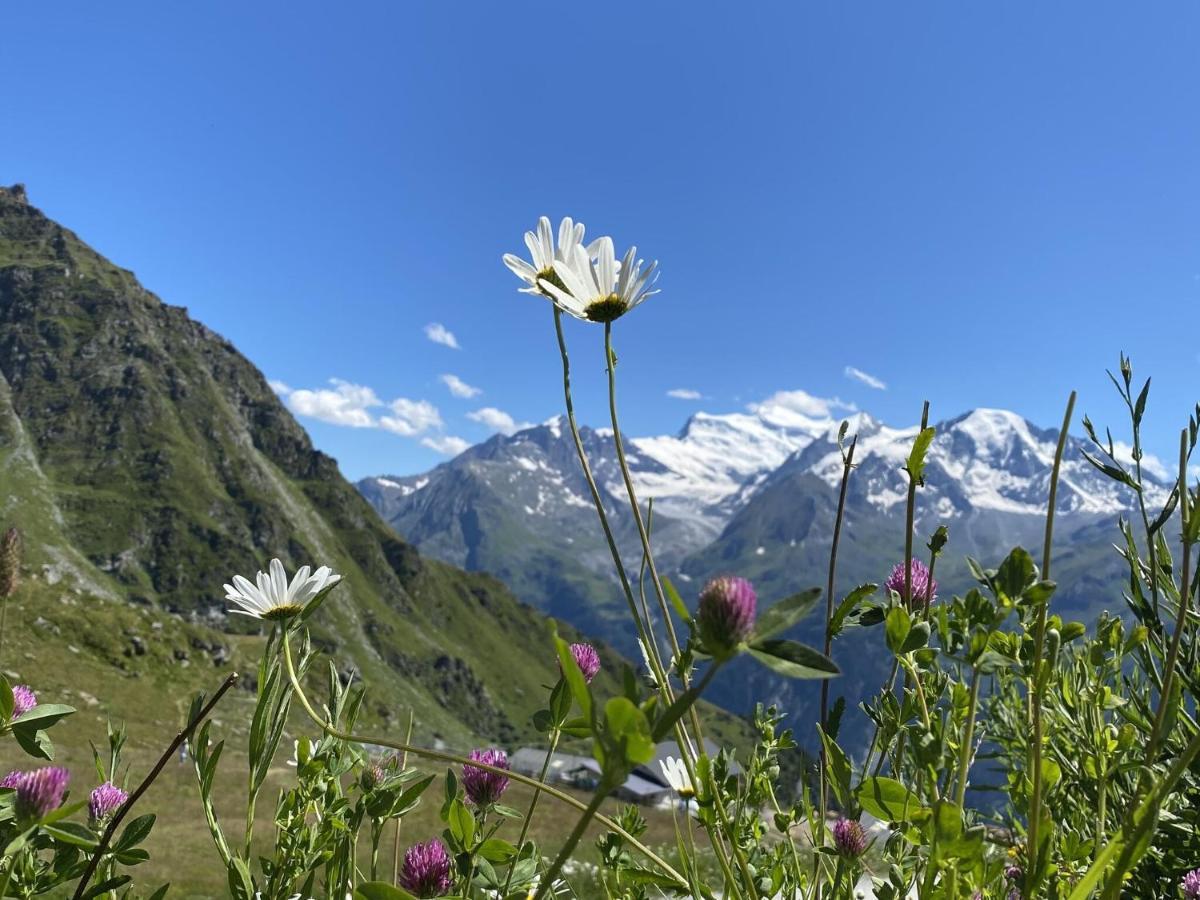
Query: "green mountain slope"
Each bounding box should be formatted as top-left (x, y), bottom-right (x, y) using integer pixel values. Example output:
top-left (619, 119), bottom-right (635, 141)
top-left (1, 184), bottom-right (740, 749)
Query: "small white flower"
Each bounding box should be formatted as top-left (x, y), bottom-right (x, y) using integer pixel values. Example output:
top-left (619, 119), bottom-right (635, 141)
top-left (659, 755), bottom-right (695, 798)
top-left (540, 236), bottom-right (659, 323)
top-left (224, 558), bottom-right (341, 622)
top-left (503, 216), bottom-right (602, 296)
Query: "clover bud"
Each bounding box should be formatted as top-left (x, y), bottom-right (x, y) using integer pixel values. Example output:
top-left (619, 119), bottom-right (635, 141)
top-left (697, 577), bottom-right (757, 658)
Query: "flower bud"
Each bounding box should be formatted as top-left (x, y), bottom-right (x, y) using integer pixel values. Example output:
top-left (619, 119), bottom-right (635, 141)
top-left (832, 817), bottom-right (867, 858)
top-left (462, 748), bottom-right (509, 806)
top-left (559, 642), bottom-right (601, 684)
top-left (88, 782), bottom-right (128, 825)
top-left (697, 577), bottom-right (757, 657)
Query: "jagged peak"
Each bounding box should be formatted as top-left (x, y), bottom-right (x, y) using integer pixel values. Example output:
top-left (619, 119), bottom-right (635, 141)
top-left (0, 184), bottom-right (29, 205)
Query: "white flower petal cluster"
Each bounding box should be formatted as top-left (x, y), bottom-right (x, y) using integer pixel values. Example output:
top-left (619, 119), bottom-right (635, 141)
top-left (502, 216), bottom-right (594, 295)
top-left (225, 558), bottom-right (341, 622)
top-left (659, 755), bottom-right (695, 798)
top-left (503, 217), bottom-right (658, 322)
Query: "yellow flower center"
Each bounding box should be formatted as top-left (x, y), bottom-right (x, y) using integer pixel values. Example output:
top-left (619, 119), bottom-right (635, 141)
top-left (537, 267), bottom-right (566, 294)
top-left (584, 294), bottom-right (628, 322)
top-left (261, 604), bottom-right (304, 621)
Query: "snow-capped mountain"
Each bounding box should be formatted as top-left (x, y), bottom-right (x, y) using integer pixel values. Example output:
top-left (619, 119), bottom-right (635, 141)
top-left (358, 402), bottom-right (1162, 749)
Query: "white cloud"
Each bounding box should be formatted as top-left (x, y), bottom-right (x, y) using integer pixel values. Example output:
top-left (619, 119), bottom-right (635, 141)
top-left (441, 374), bottom-right (482, 399)
top-left (421, 435), bottom-right (472, 456)
top-left (468, 406), bottom-right (533, 436)
top-left (1111, 441), bottom-right (1169, 481)
top-left (380, 398), bottom-right (444, 436)
top-left (844, 366), bottom-right (887, 391)
top-left (269, 379), bottom-right (292, 396)
top-left (749, 389), bottom-right (856, 427)
top-left (667, 388), bottom-right (702, 400)
top-left (285, 378), bottom-right (381, 428)
top-left (425, 322), bottom-right (460, 349)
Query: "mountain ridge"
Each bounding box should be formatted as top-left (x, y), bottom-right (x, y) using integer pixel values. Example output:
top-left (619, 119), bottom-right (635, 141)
top-left (2, 184), bottom-right (727, 750)
top-left (359, 384), bottom-right (1158, 747)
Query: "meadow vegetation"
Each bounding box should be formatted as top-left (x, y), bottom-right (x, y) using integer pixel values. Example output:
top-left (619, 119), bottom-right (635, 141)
top-left (0, 215), bottom-right (1197, 898)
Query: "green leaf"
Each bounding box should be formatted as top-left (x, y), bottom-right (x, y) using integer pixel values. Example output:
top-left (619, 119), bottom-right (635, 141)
top-left (994, 547), bottom-right (1035, 602)
top-left (114, 814), bottom-right (155, 852)
top-left (900, 621), bottom-right (930, 654)
top-left (828, 584), bottom-right (878, 639)
top-left (932, 800), bottom-right (962, 844)
top-left (81, 876), bottom-right (132, 899)
top-left (885, 607), bottom-right (912, 655)
top-left (10, 703), bottom-right (75, 731)
top-left (906, 427), bottom-right (937, 483)
top-left (477, 837), bottom-right (518, 862)
top-left (355, 884), bottom-right (419, 900)
top-left (855, 777), bottom-right (930, 823)
top-left (227, 857), bottom-right (256, 900)
top-left (747, 639), bottom-right (839, 679)
top-left (447, 797), bottom-right (475, 847)
top-left (661, 576), bottom-right (691, 622)
top-left (43, 821), bottom-right (98, 849)
top-left (819, 726), bottom-right (852, 809)
top-left (0, 677), bottom-right (12, 724)
top-left (753, 588), bottom-right (822, 641)
top-left (603, 697), bottom-right (656, 766)
top-left (12, 726), bottom-right (53, 761)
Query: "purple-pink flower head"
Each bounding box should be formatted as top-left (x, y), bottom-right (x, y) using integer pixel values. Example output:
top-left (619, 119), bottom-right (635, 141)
top-left (11, 684), bottom-right (36, 719)
top-left (399, 838), bottom-right (454, 897)
top-left (560, 642), bottom-right (601, 684)
top-left (462, 748), bottom-right (509, 806)
top-left (1004, 864), bottom-right (1023, 883)
top-left (697, 576), bottom-right (757, 657)
top-left (0, 771), bottom-right (21, 789)
top-left (360, 763), bottom-right (387, 791)
top-left (88, 782), bottom-right (128, 825)
top-left (885, 559), bottom-right (938, 607)
top-left (11, 767), bottom-right (69, 820)
top-left (832, 817), bottom-right (867, 858)
top-left (1183, 869), bottom-right (1200, 900)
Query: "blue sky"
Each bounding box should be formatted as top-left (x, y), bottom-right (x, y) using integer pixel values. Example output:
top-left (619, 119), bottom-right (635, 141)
top-left (4, 2), bottom-right (1198, 481)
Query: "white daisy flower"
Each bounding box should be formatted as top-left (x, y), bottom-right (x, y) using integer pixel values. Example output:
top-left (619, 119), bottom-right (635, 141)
top-left (224, 558), bottom-right (341, 622)
top-left (502, 216), bottom-right (601, 296)
top-left (539, 236), bottom-right (659, 323)
top-left (659, 755), bottom-right (695, 798)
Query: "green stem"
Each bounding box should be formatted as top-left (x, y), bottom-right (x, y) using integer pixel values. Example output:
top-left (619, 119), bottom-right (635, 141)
top-left (954, 668), bottom-right (982, 808)
top-left (601, 321), bottom-right (744, 892)
top-left (549, 309), bottom-right (662, 681)
top-left (532, 782), bottom-right (611, 900)
top-left (1143, 429), bottom-right (1195, 763)
top-left (1025, 390), bottom-right (1075, 895)
top-left (502, 727), bottom-right (561, 895)
top-left (603, 322), bottom-right (684, 665)
top-left (819, 436), bottom-right (857, 858)
top-left (279, 630), bottom-right (688, 891)
top-left (903, 402), bottom-right (931, 607)
top-left (394, 709), bottom-right (413, 883)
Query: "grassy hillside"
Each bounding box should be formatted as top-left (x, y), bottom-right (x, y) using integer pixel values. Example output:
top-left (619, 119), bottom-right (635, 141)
top-left (0, 183), bottom-right (751, 754)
